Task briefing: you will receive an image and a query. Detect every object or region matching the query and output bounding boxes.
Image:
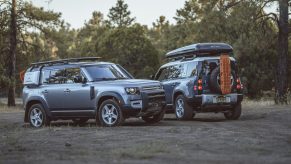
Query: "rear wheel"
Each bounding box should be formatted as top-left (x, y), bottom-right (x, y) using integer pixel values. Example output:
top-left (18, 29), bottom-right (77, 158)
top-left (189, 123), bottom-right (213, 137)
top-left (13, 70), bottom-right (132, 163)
top-left (175, 95), bottom-right (193, 120)
top-left (142, 110), bottom-right (165, 124)
top-left (224, 103), bottom-right (242, 120)
top-left (98, 99), bottom-right (124, 127)
top-left (28, 104), bottom-right (50, 128)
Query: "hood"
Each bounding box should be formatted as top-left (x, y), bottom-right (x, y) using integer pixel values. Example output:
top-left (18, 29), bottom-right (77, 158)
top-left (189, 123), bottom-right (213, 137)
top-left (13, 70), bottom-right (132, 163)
top-left (91, 79), bottom-right (161, 88)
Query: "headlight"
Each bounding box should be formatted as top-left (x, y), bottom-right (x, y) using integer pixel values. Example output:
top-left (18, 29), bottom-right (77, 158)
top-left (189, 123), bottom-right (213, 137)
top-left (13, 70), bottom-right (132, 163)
top-left (125, 87), bottom-right (140, 95)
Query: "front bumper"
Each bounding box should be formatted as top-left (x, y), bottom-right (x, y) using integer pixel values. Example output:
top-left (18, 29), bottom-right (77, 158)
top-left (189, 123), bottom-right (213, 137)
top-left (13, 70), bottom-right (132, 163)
top-left (122, 91), bottom-right (166, 117)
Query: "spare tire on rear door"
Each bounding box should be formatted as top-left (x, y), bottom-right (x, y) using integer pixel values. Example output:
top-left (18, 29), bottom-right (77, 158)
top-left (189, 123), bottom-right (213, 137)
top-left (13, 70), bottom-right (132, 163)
top-left (209, 67), bottom-right (236, 94)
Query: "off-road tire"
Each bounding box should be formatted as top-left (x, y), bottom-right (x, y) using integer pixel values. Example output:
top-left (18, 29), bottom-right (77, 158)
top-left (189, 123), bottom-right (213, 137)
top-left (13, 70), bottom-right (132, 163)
top-left (209, 67), bottom-right (236, 94)
top-left (224, 103), bottom-right (242, 120)
top-left (98, 99), bottom-right (124, 127)
top-left (175, 95), bottom-right (193, 120)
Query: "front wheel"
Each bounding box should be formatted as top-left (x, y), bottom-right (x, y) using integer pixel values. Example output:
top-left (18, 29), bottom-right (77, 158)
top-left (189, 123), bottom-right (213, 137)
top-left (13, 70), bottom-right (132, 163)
top-left (98, 99), bottom-right (124, 127)
top-left (224, 103), bottom-right (242, 120)
top-left (142, 110), bottom-right (165, 124)
top-left (28, 104), bottom-right (50, 128)
top-left (175, 95), bottom-right (193, 120)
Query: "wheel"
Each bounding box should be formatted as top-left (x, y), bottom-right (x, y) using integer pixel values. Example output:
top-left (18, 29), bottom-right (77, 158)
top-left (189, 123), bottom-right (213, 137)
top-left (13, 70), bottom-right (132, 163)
top-left (224, 103), bottom-right (242, 120)
top-left (142, 110), bottom-right (165, 124)
top-left (28, 104), bottom-right (49, 128)
top-left (175, 95), bottom-right (193, 120)
top-left (209, 67), bottom-right (236, 94)
top-left (72, 118), bottom-right (89, 126)
top-left (98, 99), bottom-right (124, 127)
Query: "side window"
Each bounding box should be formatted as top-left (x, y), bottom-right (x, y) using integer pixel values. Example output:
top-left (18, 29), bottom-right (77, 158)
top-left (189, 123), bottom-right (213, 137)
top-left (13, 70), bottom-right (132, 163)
top-left (156, 67), bottom-right (169, 81)
top-left (168, 64), bottom-right (185, 79)
top-left (65, 67), bottom-right (81, 84)
top-left (47, 69), bottom-right (66, 84)
top-left (42, 70), bottom-right (51, 84)
top-left (43, 68), bottom-right (83, 84)
top-left (186, 62), bottom-right (198, 77)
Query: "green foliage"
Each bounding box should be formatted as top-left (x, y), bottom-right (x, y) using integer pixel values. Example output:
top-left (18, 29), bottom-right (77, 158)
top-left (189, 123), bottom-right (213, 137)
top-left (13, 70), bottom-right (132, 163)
top-left (107, 0), bottom-right (135, 28)
top-left (97, 24), bottom-right (159, 78)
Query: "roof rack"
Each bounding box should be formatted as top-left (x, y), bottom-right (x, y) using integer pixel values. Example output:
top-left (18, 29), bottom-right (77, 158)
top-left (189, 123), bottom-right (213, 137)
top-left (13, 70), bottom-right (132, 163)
top-left (31, 57), bottom-right (102, 67)
top-left (166, 43), bottom-right (233, 59)
top-left (170, 54), bottom-right (196, 62)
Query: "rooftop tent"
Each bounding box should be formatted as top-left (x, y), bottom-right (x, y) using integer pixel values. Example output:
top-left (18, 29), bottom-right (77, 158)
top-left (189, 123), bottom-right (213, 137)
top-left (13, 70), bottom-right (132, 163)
top-left (165, 43), bottom-right (233, 59)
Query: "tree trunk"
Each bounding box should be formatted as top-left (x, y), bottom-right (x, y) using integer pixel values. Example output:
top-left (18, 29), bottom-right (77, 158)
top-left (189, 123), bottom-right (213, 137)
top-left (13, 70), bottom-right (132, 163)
top-left (7, 0), bottom-right (17, 106)
top-left (275, 0), bottom-right (289, 104)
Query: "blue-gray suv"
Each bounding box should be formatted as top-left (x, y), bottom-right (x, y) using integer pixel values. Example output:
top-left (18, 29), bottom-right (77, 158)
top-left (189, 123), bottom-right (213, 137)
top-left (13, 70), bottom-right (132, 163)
top-left (154, 43), bottom-right (243, 120)
top-left (23, 57), bottom-right (165, 127)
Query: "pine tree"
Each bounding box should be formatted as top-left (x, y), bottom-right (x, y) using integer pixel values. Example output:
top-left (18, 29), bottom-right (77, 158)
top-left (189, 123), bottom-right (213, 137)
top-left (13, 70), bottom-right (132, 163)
top-left (107, 0), bottom-right (135, 28)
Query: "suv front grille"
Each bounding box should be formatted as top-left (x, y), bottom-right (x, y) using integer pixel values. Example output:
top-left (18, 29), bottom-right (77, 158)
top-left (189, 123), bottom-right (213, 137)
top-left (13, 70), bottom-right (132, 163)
top-left (142, 85), bottom-right (162, 91)
top-left (147, 91), bottom-right (165, 104)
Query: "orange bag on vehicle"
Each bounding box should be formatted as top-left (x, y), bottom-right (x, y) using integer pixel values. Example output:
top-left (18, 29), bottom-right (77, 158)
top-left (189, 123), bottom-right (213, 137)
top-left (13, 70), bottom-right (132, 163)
top-left (220, 54), bottom-right (231, 94)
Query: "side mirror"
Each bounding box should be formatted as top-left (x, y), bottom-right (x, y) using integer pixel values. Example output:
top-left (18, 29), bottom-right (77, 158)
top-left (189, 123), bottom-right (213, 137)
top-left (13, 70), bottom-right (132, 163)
top-left (149, 75), bottom-right (155, 80)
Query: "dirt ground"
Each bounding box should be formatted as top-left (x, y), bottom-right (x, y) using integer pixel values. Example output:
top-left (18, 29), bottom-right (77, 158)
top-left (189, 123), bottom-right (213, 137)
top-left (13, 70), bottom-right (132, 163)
top-left (0, 102), bottom-right (291, 164)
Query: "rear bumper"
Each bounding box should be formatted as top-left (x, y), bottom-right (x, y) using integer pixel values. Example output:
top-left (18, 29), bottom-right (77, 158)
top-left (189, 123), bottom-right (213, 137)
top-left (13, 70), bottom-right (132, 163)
top-left (122, 91), bottom-right (166, 117)
top-left (188, 93), bottom-right (243, 107)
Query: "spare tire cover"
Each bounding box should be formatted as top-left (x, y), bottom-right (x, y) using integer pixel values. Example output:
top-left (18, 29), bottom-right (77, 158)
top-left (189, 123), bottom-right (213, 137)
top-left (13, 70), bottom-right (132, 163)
top-left (209, 67), bottom-right (236, 94)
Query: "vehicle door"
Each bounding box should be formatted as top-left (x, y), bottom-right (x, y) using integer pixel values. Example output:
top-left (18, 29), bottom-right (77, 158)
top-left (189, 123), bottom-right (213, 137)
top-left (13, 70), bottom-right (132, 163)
top-left (62, 67), bottom-right (95, 112)
top-left (41, 68), bottom-right (67, 110)
top-left (155, 64), bottom-right (186, 105)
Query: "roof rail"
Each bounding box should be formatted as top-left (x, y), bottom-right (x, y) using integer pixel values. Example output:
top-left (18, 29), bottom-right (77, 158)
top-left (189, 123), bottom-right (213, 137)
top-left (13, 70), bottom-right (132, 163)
top-left (30, 57), bottom-right (102, 67)
top-left (169, 54), bottom-right (196, 62)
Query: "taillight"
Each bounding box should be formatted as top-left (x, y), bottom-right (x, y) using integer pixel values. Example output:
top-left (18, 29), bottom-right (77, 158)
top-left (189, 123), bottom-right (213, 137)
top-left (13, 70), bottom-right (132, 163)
top-left (236, 78), bottom-right (242, 90)
top-left (195, 79), bottom-right (203, 94)
top-left (198, 86), bottom-right (203, 91)
top-left (198, 79), bottom-right (202, 85)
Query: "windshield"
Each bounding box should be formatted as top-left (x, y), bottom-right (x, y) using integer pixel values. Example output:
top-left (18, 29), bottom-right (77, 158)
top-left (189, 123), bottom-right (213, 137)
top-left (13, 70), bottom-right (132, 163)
top-left (85, 64), bottom-right (130, 81)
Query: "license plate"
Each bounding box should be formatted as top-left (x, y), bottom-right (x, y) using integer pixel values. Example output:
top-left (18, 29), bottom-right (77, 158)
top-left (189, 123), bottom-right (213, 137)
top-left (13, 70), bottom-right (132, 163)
top-left (217, 97), bottom-right (226, 103)
top-left (214, 96), bottom-right (230, 103)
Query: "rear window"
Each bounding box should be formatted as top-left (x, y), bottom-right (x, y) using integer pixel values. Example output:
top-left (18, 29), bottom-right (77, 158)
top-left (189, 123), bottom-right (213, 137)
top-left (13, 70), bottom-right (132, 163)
top-left (200, 59), bottom-right (237, 76)
top-left (185, 61), bottom-right (199, 77)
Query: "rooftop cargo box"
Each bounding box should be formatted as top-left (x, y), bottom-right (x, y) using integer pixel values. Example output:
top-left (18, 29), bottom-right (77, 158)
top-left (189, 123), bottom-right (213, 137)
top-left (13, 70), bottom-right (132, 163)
top-left (166, 43), bottom-right (233, 59)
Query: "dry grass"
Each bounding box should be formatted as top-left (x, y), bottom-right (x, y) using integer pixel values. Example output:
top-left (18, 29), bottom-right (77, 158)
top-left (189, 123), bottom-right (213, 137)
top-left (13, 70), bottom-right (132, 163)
top-left (0, 98), bottom-right (23, 113)
top-left (242, 99), bottom-right (275, 108)
top-left (0, 104), bottom-right (23, 113)
top-left (112, 141), bottom-right (169, 159)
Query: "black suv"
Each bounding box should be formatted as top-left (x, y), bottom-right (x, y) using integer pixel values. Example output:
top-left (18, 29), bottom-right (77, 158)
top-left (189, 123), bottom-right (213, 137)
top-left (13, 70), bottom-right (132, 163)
top-left (154, 43), bottom-right (243, 120)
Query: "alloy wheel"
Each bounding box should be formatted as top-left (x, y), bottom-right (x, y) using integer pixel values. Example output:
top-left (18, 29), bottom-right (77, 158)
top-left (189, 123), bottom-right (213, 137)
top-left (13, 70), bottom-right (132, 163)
top-left (176, 98), bottom-right (184, 118)
top-left (30, 108), bottom-right (43, 127)
top-left (101, 104), bottom-right (118, 125)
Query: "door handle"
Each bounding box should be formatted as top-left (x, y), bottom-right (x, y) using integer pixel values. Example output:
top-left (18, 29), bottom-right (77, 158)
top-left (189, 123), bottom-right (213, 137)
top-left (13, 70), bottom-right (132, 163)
top-left (64, 89), bottom-right (71, 93)
top-left (42, 90), bottom-right (48, 94)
